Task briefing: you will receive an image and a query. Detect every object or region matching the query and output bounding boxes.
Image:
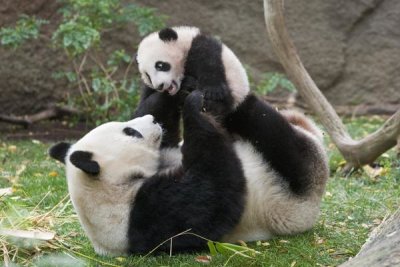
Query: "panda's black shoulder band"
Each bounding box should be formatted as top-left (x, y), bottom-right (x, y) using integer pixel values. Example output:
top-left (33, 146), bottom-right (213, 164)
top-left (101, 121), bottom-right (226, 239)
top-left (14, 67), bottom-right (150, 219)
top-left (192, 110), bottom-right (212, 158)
top-left (159, 28), bottom-right (178, 42)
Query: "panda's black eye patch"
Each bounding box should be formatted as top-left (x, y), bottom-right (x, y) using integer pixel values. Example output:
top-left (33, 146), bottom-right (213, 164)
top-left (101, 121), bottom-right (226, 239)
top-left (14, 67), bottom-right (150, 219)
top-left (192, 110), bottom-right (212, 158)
top-left (123, 127), bottom-right (143, 138)
top-left (155, 61), bottom-right (171, 72)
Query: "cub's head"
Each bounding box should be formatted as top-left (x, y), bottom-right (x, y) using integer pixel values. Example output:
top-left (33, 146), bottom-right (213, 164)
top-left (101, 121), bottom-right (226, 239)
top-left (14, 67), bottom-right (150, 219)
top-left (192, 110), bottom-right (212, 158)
top-left (49, 115), bottom-right (162, 184)
top-left (136, 26), bottom-right (200, 95)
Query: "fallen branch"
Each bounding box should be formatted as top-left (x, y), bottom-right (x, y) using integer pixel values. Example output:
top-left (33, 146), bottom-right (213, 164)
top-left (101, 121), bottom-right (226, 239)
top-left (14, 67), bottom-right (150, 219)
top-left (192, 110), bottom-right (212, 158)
top-left (0, 229), bottom-right (55, 240)
top-left (263, 0), bottom-right (400, 170)
top-left (0, 105), bottom-right (80, 128)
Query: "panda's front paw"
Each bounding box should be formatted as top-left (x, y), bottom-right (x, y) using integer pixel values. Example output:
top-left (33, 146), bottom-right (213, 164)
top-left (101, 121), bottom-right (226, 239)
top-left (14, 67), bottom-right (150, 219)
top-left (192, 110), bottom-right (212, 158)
top-left (203, 84), bottom-right (229, 101)
top-left (202, 84), bottom-right (233, 118)
top-left (181, 76), bottom-right (198, 92)
top-left (184, 90), bottom-right (204, 112)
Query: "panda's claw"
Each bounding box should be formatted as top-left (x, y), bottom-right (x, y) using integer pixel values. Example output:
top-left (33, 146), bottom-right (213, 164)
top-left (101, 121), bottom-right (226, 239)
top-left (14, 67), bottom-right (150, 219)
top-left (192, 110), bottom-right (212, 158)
top-left (181, 76), bottom-right (198, 92)
top-left (184, 90), bottom-right (204, 112)
top-left (203, 85), bottom-right (229, 101)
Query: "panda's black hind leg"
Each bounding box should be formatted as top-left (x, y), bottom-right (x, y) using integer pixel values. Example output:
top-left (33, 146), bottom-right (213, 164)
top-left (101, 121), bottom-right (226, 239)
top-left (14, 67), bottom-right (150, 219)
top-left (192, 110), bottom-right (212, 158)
top-left (224, 94), bottom-right (316, 195)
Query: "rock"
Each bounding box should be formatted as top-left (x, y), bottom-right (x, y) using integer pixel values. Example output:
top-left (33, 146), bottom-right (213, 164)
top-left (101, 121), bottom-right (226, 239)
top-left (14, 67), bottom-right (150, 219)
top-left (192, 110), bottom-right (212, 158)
top-left (339, 208), bottom-right (400, 267)
top-left (1, 0), bottom-right (399, 115)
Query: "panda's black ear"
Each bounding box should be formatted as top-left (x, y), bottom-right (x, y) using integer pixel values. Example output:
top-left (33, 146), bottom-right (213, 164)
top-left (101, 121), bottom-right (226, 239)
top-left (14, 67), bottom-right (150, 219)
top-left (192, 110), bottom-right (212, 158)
top-left (49, 142), bottom-right (71, 164)
top-left (69, 151), bottom-right (100, 176)
top-left (158, 28), bottom-right (178, 42)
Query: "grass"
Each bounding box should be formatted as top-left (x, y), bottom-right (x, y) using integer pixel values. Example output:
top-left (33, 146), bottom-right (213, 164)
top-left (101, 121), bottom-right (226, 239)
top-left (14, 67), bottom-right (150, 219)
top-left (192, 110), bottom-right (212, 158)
top-left (0, 116), bottom-right (399, 266)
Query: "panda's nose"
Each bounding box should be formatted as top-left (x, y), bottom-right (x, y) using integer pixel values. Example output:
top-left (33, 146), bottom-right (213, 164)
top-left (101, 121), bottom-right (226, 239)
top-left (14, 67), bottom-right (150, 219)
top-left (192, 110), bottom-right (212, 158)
top-left (157, 83), bottom-right (164, 91)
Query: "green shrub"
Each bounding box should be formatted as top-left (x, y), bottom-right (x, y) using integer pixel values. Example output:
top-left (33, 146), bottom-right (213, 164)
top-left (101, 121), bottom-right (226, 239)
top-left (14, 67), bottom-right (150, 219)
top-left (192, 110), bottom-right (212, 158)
top-left (256, 72), bottom-right (296, 95)
top-left (0, 15), bottom-right (48, 48)
top-left (0, 0), bottom-right (166, 124)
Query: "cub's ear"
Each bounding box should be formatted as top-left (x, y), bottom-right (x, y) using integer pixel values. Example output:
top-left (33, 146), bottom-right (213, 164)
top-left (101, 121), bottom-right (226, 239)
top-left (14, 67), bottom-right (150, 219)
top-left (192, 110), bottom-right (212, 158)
top-left (158, 27), bottom-right (178, 42)
top-left (49, 142), bottom-right (71, 164)
top-left (69, 151), bottom-right (100, 176)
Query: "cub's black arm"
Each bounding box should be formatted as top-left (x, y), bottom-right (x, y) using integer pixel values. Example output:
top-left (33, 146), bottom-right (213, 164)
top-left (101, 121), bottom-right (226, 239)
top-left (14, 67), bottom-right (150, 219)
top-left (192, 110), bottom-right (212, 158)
top-left (184, 35), bottom-right (234, 115)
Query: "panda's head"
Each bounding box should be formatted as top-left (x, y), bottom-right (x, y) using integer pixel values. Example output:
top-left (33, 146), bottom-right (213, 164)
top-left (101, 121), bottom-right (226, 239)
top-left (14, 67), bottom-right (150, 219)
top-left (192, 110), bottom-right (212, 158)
top-left (136, 26), bottom-right (200, 95)
top-left (49, 115), bottom-right (162, 184)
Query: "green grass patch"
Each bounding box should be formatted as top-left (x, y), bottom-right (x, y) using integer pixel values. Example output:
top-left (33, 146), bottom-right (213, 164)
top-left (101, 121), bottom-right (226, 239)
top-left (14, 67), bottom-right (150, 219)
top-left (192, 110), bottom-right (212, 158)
top-left (0, 117), bottom-right (399, 266)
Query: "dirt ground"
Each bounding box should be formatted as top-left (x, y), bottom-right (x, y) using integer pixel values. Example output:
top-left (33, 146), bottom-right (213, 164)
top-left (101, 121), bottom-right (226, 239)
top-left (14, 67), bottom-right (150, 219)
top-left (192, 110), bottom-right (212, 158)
top-left (0, 120), bottom-right (91, 142)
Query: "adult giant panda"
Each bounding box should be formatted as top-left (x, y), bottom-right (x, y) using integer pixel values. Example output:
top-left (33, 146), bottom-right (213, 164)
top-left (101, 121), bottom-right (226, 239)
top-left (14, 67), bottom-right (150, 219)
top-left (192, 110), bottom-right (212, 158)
top-left (136, 26), bottom-right (250, 116)
top-left (50, 90), bottom-right (328, 255)
top-left (49, 91), bottom-right (246, 255)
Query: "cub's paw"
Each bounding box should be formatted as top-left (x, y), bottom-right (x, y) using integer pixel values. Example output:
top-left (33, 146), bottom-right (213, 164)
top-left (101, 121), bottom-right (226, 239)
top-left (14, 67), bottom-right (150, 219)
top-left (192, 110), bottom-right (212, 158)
top-left (203, 84), bottom-right (233, 118)
top-left (184, 90), bottom-right (204, 112)
top-left (181, 76), bottom-right (198, 92)
top-left (203, 84), bottom-right (229, 101)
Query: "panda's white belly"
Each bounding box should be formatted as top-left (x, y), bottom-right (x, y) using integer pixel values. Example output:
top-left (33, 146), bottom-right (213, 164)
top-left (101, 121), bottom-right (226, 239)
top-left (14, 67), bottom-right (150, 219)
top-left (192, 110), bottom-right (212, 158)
top-left (67, 167), bottom-right (143, 255)
top-left (222, 141), bottom-right (321, 243)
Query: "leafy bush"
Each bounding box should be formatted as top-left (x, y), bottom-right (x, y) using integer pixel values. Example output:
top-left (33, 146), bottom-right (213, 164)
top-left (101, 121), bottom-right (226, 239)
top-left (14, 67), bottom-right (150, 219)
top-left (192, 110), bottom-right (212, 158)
top-left (244, 65), bottom-right (296, 96)
top-left (256, 72), bottom-right (296, 95)
top-left (0, 0), bottom-right (166, 124)
top-left (0, 15), bottom-right (48, 48)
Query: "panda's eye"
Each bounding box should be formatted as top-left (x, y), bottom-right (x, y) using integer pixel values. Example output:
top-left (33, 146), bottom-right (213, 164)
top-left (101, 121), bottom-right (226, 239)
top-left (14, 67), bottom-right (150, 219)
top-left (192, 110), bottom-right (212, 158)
top-left (155, 61), bottom-right (171, 72)
top-left (123, 127), bottom-right (143, 138)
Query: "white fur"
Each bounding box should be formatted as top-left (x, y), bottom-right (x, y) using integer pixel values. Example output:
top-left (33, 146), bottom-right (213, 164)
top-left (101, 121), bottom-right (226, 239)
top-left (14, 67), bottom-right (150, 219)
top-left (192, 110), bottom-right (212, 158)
top-left (221, 45), bottom-right (250, 107)
top-left (65, 115), bottom-right (162, 255)
top-left (223, 139), bottom-right (327, 243)
top-left (158, 147), bottom-right (182, 175)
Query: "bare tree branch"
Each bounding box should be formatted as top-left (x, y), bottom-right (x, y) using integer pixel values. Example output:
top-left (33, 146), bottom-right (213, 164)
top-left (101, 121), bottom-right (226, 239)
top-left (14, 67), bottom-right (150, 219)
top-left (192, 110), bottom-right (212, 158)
top-left (263, 0), bottom-right (400, 169)
top-left (0, 105), bottom-right (80, 128)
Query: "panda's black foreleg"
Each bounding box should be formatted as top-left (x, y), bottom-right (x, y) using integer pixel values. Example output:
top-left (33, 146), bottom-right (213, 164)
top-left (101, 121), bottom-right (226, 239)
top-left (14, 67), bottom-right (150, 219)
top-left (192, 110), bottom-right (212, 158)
top-left (128, 91), bottom-right (246, 254)
top-left (224, 94), bottom-right (313, 195)
top-left (133, 85), bottom-right (182, 148)
top-left (181, 90), bottom-right (233, 171)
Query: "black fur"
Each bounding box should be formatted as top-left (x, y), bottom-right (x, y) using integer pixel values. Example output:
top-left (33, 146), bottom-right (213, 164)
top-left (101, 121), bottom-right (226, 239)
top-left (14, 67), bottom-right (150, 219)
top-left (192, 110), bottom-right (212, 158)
top-left (69, 151), bottom-right (100, 176)
top-left (49, 142), bottom-right (71, 163)
top-left (224, 94), bottom-right (318, 195)
top-left (184, 34), bottom-right (234, 117)
top-left (133, 87), bottom-right (182, 148)
top-left (158, 28), bottom-right (178, 42)
top-left (133, 75), bottom-right (197, 148)
top-left (128, 91), bottom-right (246, 254)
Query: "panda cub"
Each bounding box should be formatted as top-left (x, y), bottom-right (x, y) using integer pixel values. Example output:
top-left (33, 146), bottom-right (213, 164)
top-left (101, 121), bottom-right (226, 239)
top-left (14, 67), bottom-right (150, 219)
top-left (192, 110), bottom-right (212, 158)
top-left (49, 91), bottom-right (246, 255)
top-left (136, 26), bottom-right (250, 114)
